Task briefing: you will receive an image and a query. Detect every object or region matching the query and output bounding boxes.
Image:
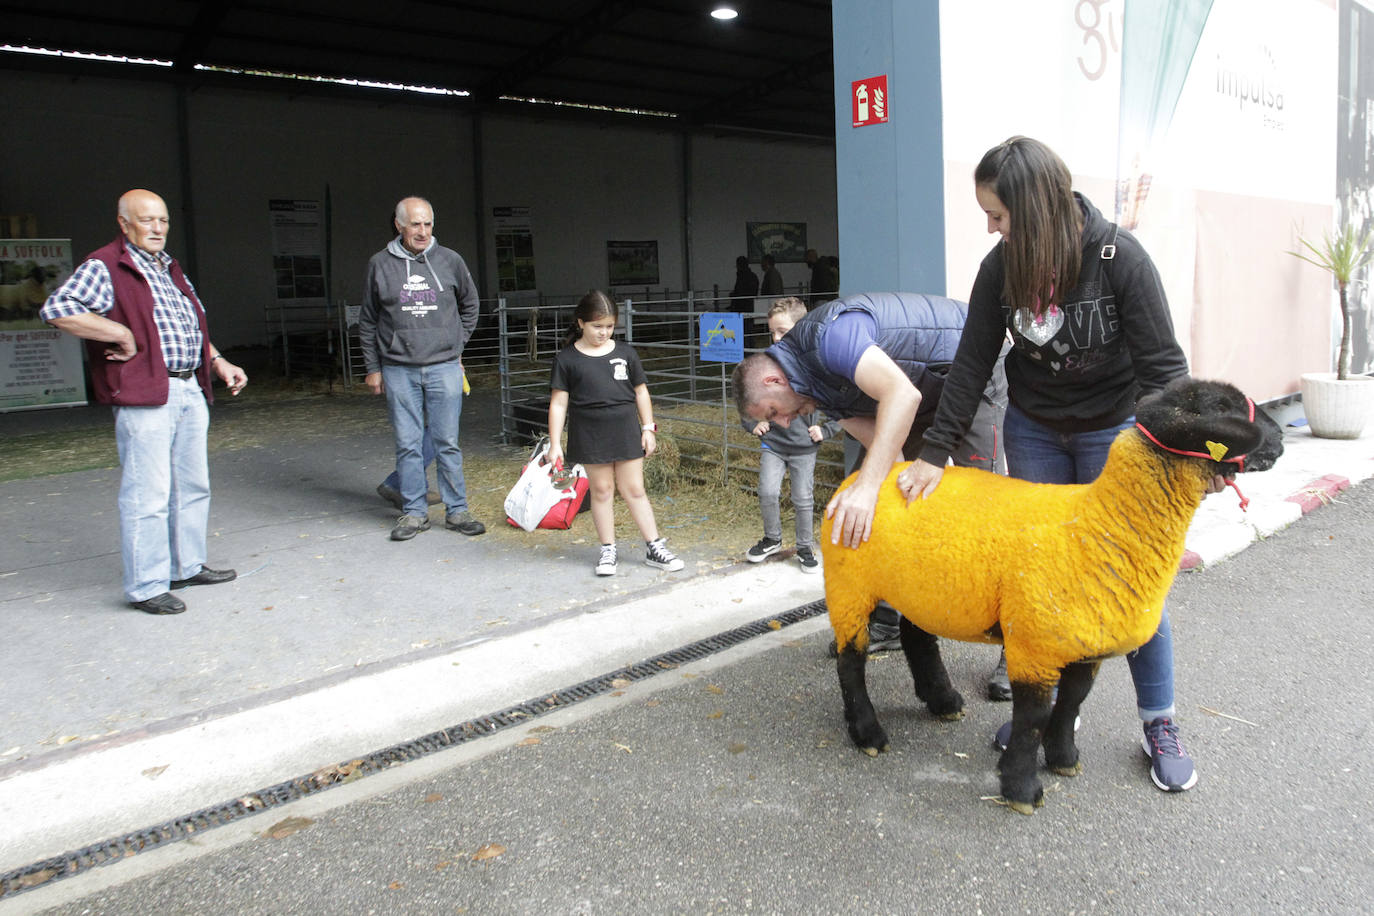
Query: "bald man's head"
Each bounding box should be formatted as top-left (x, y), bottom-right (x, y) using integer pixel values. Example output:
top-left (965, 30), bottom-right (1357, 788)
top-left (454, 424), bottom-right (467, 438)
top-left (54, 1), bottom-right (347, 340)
top-left (117, 189), bottom-right (170, 255)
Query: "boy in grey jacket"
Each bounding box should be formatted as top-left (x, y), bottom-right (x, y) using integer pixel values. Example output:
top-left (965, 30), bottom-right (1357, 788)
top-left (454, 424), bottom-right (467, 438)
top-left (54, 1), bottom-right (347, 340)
top-left (741, 297), bottom-right (839, 572)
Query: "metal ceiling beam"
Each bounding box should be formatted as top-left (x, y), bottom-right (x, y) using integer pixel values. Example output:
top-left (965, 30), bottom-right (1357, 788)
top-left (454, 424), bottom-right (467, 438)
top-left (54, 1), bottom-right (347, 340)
top-left (473, 0), bottom-right (637, 104)
top-left (174, 0), bottom-right (235, 73)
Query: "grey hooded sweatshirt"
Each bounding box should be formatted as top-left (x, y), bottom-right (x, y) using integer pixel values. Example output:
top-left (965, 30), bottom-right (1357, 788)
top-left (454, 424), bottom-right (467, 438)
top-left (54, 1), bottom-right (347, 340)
top-left (358, 237), bottom-right (480, 373)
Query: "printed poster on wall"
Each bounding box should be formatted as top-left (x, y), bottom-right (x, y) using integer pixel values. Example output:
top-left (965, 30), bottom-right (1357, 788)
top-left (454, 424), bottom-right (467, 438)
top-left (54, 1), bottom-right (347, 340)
top-left (268, 199), bottom-right (326, 304)
top-left (493, 206), bottom-right (537, 292)
top-left (746, 222), bottom-right (808, 263)
top-left (607, 240), bottom-right (660, 287)
top-left (0, 238), bottom-right (84, 411)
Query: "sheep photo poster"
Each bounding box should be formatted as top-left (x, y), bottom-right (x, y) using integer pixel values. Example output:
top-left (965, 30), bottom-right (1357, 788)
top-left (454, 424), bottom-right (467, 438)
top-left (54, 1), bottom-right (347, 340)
top-left (0, 239), bottom-right (84, 412)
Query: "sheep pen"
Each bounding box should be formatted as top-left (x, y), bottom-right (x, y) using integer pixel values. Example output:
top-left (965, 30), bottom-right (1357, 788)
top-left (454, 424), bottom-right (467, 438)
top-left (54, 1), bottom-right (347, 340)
top-left (819, 377), bottom-right (1285, 814)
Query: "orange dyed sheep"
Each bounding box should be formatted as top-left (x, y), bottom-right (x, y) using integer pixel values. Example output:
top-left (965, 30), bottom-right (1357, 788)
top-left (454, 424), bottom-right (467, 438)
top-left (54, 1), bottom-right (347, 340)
top-left (820, 377), bottom-right (1284, 813)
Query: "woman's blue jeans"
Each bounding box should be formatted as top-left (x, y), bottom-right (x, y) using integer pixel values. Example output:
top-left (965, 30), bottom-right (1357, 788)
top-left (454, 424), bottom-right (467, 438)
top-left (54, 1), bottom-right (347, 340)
top-left (1003, 404), bottom-right (1176, 720)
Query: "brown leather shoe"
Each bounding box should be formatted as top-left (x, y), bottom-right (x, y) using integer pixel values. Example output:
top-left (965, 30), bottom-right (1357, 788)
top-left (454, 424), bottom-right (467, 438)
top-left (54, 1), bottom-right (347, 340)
top-left (130, 593), bottom-right (187, 615)
top-left (170, 567), bottom-right (237, 589)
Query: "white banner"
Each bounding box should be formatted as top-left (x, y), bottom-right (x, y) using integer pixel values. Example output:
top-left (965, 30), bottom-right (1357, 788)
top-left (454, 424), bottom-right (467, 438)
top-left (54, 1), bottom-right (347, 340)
top-left (0, 239), bottom-right (84, 411)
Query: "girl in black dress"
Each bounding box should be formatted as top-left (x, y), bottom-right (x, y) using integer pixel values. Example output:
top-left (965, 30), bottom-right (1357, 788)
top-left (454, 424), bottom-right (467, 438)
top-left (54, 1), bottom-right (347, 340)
top-left (547, 291), bottom-right (684, 576)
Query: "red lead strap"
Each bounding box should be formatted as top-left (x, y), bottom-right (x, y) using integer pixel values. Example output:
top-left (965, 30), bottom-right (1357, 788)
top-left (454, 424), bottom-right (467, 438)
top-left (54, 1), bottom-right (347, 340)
top-left (1134, 398), bottom-right (1255, 512)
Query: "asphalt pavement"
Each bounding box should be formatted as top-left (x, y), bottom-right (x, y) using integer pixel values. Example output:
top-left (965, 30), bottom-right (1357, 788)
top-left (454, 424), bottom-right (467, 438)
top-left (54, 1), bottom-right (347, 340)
top-left (2, 396), bottom-right (1373, 913)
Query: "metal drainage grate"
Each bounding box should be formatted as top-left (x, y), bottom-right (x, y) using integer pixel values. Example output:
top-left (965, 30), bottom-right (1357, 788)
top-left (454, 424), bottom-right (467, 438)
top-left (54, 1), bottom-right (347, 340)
top-left (1, 599), bottom-right (827, 900)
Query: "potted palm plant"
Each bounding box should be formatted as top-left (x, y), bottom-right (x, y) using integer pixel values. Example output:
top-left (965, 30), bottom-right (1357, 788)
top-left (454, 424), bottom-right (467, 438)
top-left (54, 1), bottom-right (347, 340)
top-left (1290, 222), bottom-right (1374, 438)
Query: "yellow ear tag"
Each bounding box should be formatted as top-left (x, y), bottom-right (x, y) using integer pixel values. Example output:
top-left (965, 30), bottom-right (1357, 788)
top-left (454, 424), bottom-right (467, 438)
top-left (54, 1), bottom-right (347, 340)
top-left (1205, 440), bottom-right (1229, 461)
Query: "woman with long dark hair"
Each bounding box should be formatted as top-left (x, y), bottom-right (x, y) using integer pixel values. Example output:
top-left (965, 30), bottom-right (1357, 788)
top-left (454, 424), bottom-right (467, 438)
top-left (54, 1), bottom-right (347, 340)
top-left (901, 136), bottom-right (1198, 793)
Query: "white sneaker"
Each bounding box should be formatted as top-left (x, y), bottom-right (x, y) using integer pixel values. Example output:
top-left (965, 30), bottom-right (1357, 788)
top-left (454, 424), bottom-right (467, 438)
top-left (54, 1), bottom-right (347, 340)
top-left (595, 543), bottom-right (617, 576)
top-left (645, 537), bottom-right (684, 572)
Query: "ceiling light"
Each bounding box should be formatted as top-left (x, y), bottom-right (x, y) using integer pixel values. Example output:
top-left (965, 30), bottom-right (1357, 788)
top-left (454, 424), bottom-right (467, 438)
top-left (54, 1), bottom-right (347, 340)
top-left (711, 6), bottom-right (739, 20)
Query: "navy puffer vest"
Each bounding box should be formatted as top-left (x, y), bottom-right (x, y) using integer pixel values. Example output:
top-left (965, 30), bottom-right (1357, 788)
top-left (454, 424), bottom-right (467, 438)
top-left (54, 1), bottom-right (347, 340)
top-left (767, 292), bottom-right (968, 422)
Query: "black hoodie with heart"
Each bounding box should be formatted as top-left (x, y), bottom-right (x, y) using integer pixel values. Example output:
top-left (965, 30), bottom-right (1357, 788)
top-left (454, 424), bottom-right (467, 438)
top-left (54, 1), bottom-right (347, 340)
top-left (919, 193), bottom-right (1188, 468)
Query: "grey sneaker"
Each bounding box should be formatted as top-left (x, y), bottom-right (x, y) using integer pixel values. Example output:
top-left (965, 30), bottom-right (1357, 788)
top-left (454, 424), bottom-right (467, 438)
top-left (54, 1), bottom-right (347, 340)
top-left (445, 510), bottom-right (486, 536)
top-left (595, 543), bottom-right (618, 576)
top-left (1142, 717), bottom-right (1198, 792)
top-left (390, 515), bottom-right (430, 541)
top-left (645, 537), bottom-right (684, 572)
top-left (376, 483), bottom-right (403, 510)
top-left (795, 545), bottom-right (820, 573)
top-left (746, 537), bottom-right (782, 562)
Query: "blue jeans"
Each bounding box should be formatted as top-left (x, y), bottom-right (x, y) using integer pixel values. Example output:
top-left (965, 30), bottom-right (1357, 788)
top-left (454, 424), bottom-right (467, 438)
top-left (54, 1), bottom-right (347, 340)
top-left (382, 429), bottom-right (437, 492)
top-left (113, 376), bottom-right (211, 602)
top-left (382, 359), bottom-right (468, 517)
top-left (1003, 404), bottom-right (1176, 720)
top-left (758, 447), bottom-right (817, 548)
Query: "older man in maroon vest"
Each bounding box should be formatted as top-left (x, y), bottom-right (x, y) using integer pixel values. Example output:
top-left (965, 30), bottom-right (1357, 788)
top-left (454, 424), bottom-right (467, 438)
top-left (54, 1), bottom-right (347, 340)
top-left (41, 189), bottom-right (247, 615)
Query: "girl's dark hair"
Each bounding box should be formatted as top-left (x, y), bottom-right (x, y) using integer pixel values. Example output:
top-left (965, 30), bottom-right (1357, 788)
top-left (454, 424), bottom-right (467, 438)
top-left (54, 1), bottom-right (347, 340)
top-left (564, 289), bottom-right (618, 346)
top-left (974, 136), bottom-right (1081, 315)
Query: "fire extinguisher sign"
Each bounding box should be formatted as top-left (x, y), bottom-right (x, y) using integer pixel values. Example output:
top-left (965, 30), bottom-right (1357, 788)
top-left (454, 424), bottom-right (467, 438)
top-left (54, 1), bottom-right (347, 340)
top-left (851, 75), bottom-right (889, 128)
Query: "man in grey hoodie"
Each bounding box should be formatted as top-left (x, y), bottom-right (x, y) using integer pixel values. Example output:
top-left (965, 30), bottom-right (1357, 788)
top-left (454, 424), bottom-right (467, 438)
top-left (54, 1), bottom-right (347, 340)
top-left (359, 196), bottom-right (486, 541)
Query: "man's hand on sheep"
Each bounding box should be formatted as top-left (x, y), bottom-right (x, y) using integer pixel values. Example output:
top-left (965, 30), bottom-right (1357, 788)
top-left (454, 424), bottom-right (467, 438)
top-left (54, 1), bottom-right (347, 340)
top-left (899, 458), bottom-right (945, 503)
top-left (825, 477), bottom-right (880, 548)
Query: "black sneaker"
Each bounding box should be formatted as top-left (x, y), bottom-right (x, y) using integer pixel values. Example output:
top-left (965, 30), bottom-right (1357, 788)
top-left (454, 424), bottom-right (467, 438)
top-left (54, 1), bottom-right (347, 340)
top-left (795, 545), bottom-right (820, 573)
top-left (1141, 717), bottom-right (1197, 791)
top-left (745, 537), bottom-right (782, 562)
top-left (376, 483), bottom-right (403, 510)
top-left (645, 537), bottom-right (684, 572)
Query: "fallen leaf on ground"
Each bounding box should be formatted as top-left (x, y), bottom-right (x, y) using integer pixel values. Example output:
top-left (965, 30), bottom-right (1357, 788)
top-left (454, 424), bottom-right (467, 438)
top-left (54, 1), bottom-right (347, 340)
top-left (767, 619), bottom-right (782, 630)
top-left (610, 677), bottom-right (630, 688)
top-left (707, 710), bottom-right (724, 719)
top-left (424, 793), bottom-right (443, 803)
top-left (472, 843), bottom-right (506, 862)
top-left (266, 816), bottom-right (315, 839)
top-left (387, 881), bottom-right (403, 890)
top-left (141, 765), bottom-right (169, 780)
top-left (517, 737), bottom-right (541, 747)
top-left (645, 699), bottom-right (660, 707)
top-left (705, 684), bottom-right (724, 695)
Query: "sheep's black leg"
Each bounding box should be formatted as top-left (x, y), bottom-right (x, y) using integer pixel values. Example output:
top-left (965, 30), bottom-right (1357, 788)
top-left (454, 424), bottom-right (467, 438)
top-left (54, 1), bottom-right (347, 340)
top-left (838, 644), bottom-right (889, 755)
top-left (997, 682), bottom-right (1055, 814)
top-left (1044, 660), bottom-right (1100, 775)
top-left (898, 617), bottom-right (965, 720)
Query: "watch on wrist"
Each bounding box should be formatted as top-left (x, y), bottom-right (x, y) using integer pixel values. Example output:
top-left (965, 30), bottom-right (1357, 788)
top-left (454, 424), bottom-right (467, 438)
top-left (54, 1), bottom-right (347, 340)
top-left (642, 423), bottom-right (657, 432)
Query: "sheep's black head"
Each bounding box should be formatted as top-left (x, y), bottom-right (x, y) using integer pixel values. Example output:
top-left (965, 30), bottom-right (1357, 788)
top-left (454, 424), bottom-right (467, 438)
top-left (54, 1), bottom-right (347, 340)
top-left (1135, 377), bottom-right (1284, 479)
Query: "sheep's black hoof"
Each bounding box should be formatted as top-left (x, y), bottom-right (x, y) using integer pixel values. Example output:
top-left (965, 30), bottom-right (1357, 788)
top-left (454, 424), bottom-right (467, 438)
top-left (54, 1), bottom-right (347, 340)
top-left (1049, 761), bottom-right (1083, 777)
top-left (847, 720), bottom-right (889, 755)
top-left (927, 689), bottom-right (965, 720)
top-left (994, 794), bottom-right (1045, 816)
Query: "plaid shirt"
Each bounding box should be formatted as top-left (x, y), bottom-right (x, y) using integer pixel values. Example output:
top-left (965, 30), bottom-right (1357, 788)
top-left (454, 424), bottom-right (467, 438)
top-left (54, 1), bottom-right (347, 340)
top-left (41, 242), bottom-right (205, 371)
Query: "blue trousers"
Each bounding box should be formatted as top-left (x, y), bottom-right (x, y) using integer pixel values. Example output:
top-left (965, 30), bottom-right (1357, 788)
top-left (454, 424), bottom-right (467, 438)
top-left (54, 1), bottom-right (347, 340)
top-left (113, 376), bottom-right (211, 602)
top-left (1003, 404), bottom-right (1176, 720)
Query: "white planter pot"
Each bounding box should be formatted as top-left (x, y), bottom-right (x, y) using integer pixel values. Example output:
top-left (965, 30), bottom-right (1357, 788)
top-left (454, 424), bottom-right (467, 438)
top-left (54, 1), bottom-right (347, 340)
top-left (1299, 372), bottom-right (1374, 439)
